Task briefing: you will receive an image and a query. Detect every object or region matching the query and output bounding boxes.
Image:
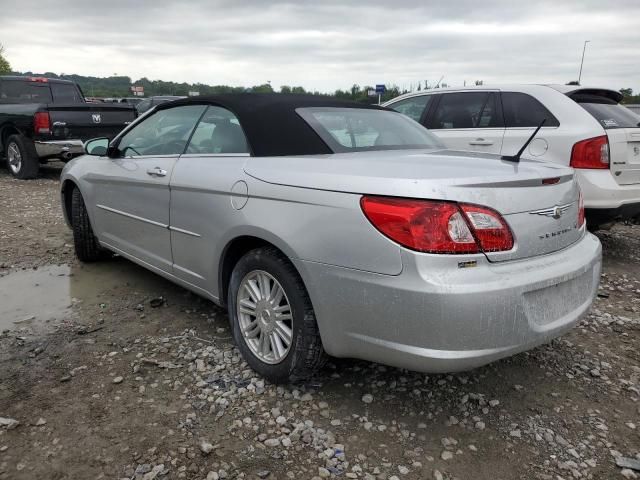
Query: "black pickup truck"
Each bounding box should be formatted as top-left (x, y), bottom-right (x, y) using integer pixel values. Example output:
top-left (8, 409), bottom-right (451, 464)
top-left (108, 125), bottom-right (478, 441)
top-left (0, 76), bottom-right (136, 179)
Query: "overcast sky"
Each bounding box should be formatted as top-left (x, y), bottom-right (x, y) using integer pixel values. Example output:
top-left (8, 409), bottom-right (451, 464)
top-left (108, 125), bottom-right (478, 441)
top-left (1, 0), bottom-right (638, 93)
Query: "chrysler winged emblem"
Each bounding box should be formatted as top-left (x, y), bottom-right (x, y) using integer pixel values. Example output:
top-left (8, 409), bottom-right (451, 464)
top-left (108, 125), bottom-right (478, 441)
top-left (92, 114), bottom-right (102, 124)
top-left (530, 203), bottom-right (571, 220)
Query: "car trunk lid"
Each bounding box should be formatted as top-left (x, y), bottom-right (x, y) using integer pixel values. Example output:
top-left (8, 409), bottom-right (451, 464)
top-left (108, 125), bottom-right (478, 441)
top-left (245, 149), bottom-right (583, 262)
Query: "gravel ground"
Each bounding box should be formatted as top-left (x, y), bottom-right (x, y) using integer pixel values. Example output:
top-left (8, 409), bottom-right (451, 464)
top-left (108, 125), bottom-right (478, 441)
top-left (0, 164), bottom-right (639, 480)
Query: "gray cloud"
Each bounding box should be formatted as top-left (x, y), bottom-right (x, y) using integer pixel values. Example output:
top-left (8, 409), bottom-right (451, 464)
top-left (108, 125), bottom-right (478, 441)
top-left (1, 0), bottom-right (638, 92)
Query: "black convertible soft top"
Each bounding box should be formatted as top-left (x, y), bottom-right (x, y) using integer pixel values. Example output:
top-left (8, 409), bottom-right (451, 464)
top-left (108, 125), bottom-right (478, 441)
top-left (155, 93), bottom-right (388, 157)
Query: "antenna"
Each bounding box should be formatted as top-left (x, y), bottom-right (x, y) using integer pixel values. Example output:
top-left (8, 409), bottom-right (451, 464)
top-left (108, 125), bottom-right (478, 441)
top-left (501, 119), bottom-right (546, 163)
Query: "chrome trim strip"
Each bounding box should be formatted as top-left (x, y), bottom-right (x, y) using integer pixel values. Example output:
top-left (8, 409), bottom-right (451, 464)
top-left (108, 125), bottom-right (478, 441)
top-left (122, 154), bottom-right (180, 159)
top-left (169, 226), bottom-right (201, 237)
top-left (179, 153), bottom-right (250, 158)
top-left (96, 204), bottom-right (168, 228)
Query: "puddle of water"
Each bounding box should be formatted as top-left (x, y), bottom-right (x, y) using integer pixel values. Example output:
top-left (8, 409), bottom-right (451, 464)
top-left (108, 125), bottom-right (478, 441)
top-left (0, 260), bottom-right (178, 332)
top-left (0, 265), bottom-right (71, 331)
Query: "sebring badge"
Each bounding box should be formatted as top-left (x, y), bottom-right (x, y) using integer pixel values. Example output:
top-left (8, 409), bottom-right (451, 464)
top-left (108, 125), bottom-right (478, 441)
top-left (92, 114), bottom-right (102, 124)
top-left (529, 203), bottom-right (571, 220)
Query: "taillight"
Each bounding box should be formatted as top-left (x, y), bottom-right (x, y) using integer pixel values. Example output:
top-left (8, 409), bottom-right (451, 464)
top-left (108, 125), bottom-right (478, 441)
top-left (360, 196), bottom-right (514, 254)
top-left (577, 190), bottom-right (585, 227)
top-left (459, 204), bottom-right (514, 252)
top-left (570, 136), bottom-right (609, 169)
top-left (34, 112), bottom-right (51, 134)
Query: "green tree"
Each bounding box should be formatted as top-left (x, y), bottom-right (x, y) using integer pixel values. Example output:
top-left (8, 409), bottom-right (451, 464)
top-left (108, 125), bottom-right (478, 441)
top-left (619, 88), bottom-right (640, 105)
top-left (251, 83), bottom-right (274, 93)
top-left (0, 43), bottom-right (11, 75)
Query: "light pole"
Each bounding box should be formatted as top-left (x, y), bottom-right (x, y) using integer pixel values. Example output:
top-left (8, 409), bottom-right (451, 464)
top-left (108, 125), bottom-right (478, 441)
top-left (578, 40), bottom-right (590, 85)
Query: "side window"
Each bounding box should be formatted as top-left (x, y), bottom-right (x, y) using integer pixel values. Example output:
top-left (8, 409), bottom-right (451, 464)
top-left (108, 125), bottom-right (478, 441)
top-left (427, 92), bottom-right (502, 129)
top-left (387, 95), bottom-right (432, 122)
top-left (308, 110), bottom-right (380, 148)
top-left (186, 106), bottom-right (249, 154)
top-left (501, 92), bottom-right (560, 128)
top-left (117, 105), bottom-right (206, 157)
top-left (50, 83), bottom-right (83, 103)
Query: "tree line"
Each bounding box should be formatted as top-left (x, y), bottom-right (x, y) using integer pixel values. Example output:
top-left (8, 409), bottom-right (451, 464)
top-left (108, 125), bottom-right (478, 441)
top-left (8, 71), bottom-right (408, 103)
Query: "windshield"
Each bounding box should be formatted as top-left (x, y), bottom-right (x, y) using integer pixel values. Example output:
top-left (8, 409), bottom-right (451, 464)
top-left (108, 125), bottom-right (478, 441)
top-left (297, 107), bottom-right (445, 153)
top-left (573, 95), bottom-right (640, 129)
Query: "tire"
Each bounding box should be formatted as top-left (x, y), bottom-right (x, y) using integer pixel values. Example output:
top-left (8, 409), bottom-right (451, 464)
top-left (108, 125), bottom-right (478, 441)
top-left (4, 134), bottom-right (39, 179)
top-left (70, 188), bottom-right (109, 262)
top-left (228, 247), bottom-right (326, 383)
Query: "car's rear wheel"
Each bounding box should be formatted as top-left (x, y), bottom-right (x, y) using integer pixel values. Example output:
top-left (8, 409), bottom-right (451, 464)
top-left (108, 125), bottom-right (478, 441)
top-left (228, 247), bottom-right (326, 383)
top-left (70, 188), bottom-right (110, 262)
top-left (4, 134), bottom-right (39, 179)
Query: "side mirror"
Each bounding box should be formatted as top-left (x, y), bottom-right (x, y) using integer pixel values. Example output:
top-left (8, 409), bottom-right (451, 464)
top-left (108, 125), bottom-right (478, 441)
top-left (84, 137), bottom-right (109, 156)
top-left (106, 145), bottom-right (121, 158)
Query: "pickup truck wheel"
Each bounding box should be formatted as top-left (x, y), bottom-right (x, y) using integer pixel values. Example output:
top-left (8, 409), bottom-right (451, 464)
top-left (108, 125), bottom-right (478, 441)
top-left (4, 134), bottom-right (39, 179)
top-left (228, 247), bottom-right (326, 383)
top-left (71, 188), bottom-right (109, 262)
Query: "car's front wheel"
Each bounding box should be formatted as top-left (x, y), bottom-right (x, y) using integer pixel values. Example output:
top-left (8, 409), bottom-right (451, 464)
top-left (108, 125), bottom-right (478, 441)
top-left (228, 247), bottom-right (326, 383)
top-left (70, 188), bottom-right (110, 262)
top-left (4, 134), bottom-right (39, 179)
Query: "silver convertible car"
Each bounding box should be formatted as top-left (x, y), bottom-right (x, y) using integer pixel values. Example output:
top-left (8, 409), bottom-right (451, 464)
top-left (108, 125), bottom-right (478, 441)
top-left (60, 94), bottom-right (602, 382)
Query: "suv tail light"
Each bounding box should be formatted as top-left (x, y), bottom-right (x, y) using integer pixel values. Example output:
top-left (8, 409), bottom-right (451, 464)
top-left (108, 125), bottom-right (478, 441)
top-left (34, 112), bottom-right (51, 134)
top-left (577, 190), bottom-right (585, 227)
top-left (360, 196), bottom-right (514, 254)
top-left (570, 136), bottom-right (609, 169)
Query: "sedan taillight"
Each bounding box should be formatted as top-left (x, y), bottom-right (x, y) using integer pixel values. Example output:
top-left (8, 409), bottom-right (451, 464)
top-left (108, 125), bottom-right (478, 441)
top-left (360, 196), bottom-right (514, 254)
top-left (570, 135), bottom-right (609, 169)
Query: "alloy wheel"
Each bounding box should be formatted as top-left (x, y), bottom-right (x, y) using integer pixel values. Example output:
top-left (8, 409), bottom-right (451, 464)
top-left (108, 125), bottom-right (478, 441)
top-left (237, 270), bottom-right (293, 364)
top-left (7, 142), bottom-right (22, 175)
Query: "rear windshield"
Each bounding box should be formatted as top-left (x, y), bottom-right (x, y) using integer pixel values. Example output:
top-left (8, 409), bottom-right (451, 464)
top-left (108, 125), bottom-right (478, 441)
top-left (573, 94), bottom-right (640, 129)
top-left (51, 83), bottom-right (83, 103)
top-left (297, 107), bottom-right (445, 153)
top-left (0, 80), bottom-right (53, 103)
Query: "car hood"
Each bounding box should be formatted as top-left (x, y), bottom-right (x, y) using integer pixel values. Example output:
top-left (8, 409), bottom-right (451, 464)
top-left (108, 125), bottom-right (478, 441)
top-left (244, 149), bottom-right (575, 215)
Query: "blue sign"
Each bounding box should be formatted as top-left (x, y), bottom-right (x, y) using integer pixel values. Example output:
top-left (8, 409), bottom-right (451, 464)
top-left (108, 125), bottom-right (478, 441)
top-left (375, 84), bottom-right (386, 94)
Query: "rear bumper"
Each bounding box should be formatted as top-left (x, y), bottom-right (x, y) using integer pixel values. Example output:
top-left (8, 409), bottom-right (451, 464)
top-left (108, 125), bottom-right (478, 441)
top-left (295, 232), bottom-right (602, 373)
top-left (34, 139), bottom-right (84, 160)
top-left (577, 169), bottom-right (640, 219)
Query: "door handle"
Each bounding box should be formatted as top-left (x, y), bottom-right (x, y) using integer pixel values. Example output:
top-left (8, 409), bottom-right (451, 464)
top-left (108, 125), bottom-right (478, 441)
top-left (469, 138), bottom-right (494, 146)
top-left (147, 167), bottom-right (167, 177)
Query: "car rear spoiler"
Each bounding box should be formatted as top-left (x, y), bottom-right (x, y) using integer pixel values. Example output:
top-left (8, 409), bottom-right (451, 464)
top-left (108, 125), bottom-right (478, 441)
top-left (565, 88), bottom-right (623, 103)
